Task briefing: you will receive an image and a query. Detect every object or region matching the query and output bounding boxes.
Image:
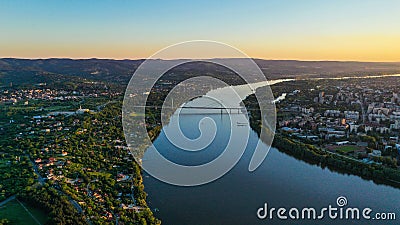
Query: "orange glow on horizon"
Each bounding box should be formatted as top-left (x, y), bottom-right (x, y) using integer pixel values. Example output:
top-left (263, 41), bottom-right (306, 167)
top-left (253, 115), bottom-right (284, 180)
top-left (1, 35), bottom-right (400, 62)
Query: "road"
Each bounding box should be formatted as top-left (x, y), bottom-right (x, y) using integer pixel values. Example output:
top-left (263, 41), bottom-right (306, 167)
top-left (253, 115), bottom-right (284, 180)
top-left (26, 154), bottom-right (91, 223)
top-left (0, 195), bottom-right (16, 207)
top-left (29, 158), bottom-right (45, 185)
top-left (96, 100), bottom-right (117, 111)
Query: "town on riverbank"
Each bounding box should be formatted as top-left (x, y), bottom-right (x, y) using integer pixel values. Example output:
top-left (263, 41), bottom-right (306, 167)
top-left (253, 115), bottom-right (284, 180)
top-left (2, 58), bottom-right (400, 224)
top-left (245, 75), bottom-right (400, 187)
top-left (0, 80), bottom-right (160, 224)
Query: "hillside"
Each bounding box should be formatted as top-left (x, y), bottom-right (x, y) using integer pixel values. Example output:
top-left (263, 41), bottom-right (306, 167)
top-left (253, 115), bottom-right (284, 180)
top-left (1, 58), bottom-right (400, 87)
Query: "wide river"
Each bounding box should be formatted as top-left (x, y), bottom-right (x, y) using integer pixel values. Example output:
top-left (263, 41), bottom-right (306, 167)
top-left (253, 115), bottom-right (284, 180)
top-left (143, 76), bottom-right (400, 225)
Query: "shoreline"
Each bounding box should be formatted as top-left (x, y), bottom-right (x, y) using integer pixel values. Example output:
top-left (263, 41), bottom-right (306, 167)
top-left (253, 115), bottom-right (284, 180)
top-left (141, 73), bottom-right (400, 223)
top-left (243, 84), bottom-right (400, 190)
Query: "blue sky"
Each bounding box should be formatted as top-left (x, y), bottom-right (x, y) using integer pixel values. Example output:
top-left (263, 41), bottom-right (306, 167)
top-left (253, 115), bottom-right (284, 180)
top-left (1, 0), bottom-right (399, 61)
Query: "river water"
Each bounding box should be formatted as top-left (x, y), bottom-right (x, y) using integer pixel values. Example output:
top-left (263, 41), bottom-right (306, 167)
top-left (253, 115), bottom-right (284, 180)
top-left (143, 76), bottom-right (400, 225)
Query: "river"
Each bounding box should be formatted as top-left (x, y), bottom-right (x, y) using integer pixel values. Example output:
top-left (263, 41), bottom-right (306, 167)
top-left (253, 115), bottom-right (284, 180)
top-left (143, 75), bottom-right (400, 225)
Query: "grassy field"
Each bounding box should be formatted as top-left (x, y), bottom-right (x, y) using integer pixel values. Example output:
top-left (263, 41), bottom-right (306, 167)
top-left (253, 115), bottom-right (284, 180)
top-left (0, 199), bottom-right (48, 224)
top-left (43, 105), bottom-right (73, 111)
top-left (335, 145), bottom-right (360, 153)
top-left (88, 171), bottom-right (112, 178)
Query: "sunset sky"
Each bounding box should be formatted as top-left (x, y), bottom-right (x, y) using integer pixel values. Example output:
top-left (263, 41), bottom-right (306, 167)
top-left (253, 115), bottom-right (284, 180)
top-left (1, 0), bottom-right (399, 61)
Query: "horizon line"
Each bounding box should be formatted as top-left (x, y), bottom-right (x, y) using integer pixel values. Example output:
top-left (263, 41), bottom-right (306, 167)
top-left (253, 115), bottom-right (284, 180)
top-left (1, 57), bottom-right (400, 63)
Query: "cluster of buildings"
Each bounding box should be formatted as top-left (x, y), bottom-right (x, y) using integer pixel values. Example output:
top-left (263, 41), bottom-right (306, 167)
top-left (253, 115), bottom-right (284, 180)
top-left (278, 78), bottom-right (400, 165)
top-left (25, 112), bottom-right (143, 219)
top-left (1, 88), bottom-right (79, 104)
top-left (0, 87), bottom-right (120, 105)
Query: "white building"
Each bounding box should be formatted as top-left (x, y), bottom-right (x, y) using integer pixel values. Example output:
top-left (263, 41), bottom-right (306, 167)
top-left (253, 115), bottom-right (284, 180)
top-left (344, 111), bottom-right (360, 120)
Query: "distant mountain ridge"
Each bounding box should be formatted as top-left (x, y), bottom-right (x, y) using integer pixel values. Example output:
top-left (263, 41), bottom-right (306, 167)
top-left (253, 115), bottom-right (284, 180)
top-left (1, 58), bottom-right (400, 86)
top-left (0, 58), bottom-right (144, 85)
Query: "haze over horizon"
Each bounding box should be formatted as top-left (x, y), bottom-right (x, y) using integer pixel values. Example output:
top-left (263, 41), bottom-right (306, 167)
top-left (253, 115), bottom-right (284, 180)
top-left (1, 0), bottom-right (400, 62)
top-left (2, 57), bottom-right (400, 63)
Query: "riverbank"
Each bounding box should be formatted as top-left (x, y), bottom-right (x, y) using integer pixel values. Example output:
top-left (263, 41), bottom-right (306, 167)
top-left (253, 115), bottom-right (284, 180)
top-left (244, 93), bottom-right (400, 189)
top-left (142, 75), bottom-right (400, 225)
top-left (273, 134), bottom-right (400, 187)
